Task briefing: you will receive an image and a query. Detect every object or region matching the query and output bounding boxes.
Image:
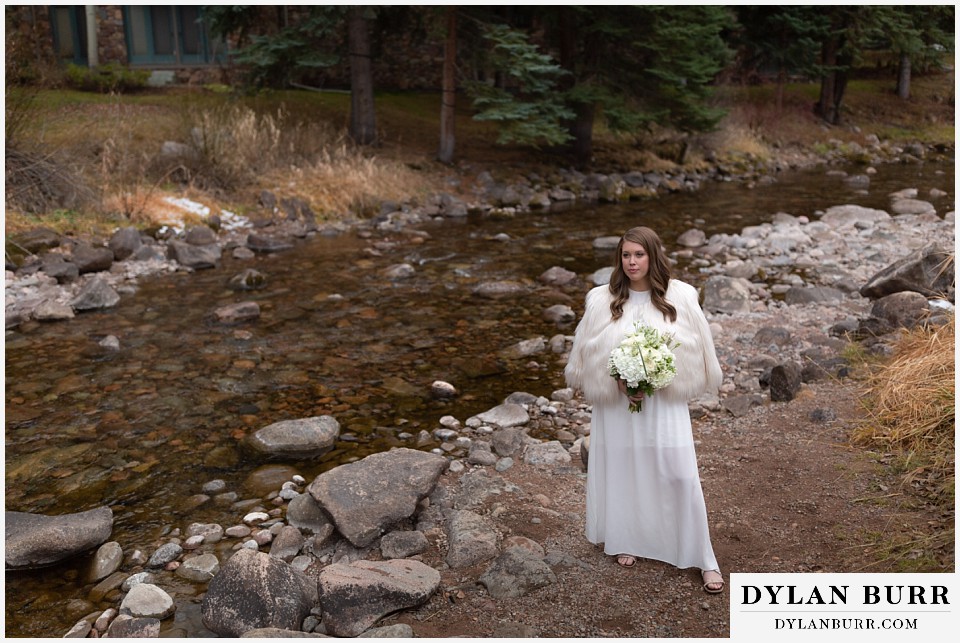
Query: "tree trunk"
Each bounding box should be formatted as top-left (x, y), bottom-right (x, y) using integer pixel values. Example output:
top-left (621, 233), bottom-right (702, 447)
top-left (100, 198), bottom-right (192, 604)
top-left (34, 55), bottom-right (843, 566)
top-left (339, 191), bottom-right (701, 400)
top-left (558, 8), bottom-right (594, 165)
top-left (816, 34), bottom-right (839, 124)
top-left (570, 103), bottom-right (595, 164)
top-left (896, 52), bottom-right (911, 100)
top-left (438, 7), bottom-right (456, 164)
top-left (348, 8), bottom-right (377, 146)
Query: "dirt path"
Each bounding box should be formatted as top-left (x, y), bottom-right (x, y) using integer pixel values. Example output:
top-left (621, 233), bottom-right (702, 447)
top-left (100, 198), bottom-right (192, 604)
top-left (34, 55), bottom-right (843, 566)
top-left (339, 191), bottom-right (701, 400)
top-left (379, 377), bottom-right (946, 638)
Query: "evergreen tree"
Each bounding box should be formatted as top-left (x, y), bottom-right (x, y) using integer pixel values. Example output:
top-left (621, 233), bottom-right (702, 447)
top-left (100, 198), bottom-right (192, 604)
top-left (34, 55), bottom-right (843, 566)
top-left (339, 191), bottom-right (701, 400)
top-left (867, 6), bottom-right (954, 100)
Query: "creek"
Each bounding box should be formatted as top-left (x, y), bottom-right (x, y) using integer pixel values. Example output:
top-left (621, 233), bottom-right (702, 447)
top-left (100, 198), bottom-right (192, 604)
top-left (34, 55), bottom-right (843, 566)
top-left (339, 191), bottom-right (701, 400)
top-left (4, 161), bottom-right (954, 637)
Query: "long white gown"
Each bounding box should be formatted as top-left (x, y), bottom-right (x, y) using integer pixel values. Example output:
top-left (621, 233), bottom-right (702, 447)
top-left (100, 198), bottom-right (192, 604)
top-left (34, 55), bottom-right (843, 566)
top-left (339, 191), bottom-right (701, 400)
top-left (583, 288), bottom-right (719, 572)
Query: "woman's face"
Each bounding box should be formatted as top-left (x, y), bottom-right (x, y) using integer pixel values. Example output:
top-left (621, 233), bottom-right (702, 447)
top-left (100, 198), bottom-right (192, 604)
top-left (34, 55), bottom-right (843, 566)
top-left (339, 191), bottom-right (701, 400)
top-left (621, 240), bottom-right (651, 291)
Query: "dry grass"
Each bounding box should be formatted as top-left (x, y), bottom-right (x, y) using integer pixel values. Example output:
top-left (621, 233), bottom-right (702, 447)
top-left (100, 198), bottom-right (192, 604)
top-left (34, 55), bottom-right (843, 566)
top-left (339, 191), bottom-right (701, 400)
top-left (261, 145), bottom-right (435, 218)
top-left (853, 317), bottom-right (955, 502)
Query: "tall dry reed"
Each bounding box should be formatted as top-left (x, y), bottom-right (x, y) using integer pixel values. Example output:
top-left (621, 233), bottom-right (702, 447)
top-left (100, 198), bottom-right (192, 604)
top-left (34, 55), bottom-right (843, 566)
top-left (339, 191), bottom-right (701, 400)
top-left (853, 316), bottom-right (955, 499)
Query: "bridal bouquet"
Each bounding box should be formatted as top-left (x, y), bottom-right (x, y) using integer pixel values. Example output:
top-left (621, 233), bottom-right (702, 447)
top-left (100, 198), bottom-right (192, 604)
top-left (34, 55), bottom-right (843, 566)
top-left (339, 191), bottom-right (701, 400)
top-left (608, 322), bottom-right (680, 412)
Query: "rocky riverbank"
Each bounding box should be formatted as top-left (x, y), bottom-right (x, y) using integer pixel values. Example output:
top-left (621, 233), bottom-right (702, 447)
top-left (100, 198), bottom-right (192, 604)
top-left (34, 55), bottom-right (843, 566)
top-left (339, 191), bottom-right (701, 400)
top-left (3, 135), bottom-right (951, 329)
top-left (5, 156), bottom-right (954, 636)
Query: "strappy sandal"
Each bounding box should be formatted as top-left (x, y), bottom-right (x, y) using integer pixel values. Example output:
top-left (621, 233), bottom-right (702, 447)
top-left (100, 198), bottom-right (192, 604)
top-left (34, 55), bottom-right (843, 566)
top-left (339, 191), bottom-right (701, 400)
top-left (617, 555), bottom-right (637, 568)
top-left (702, 570), bottom-right (724, 594)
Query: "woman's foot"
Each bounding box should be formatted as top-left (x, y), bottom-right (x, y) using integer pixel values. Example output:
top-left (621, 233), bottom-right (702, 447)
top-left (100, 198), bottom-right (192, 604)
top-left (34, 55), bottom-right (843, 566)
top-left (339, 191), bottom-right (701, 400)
top-left (702, 570), bottom-right (724, 594)
top-left (617, 555), bottom-right (637, 568)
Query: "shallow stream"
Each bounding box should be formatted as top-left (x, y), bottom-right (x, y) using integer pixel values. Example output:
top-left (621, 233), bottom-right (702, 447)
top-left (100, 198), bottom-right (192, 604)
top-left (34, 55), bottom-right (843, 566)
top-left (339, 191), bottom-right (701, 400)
top-left (4, 161), bottom-right (954, 636)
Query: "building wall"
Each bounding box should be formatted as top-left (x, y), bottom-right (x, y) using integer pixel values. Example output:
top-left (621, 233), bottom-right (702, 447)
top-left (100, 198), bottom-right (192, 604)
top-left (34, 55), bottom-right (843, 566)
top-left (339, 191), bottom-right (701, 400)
top-left (6, 5), bottom-right (447, 90)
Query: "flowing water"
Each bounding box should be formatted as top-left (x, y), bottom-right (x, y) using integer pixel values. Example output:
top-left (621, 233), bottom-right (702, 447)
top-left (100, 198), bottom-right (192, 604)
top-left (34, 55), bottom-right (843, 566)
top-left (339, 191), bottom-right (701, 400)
top-left (4, 162), bottom-right (954, 636)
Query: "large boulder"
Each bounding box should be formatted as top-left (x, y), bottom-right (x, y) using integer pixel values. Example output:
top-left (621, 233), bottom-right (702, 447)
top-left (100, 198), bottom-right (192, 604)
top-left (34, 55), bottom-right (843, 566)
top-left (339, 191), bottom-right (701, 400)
top-left (702, 275), bottom-right (752, 314)
top-left (247, 416), bottom-right (340, 460)
top-left (860, 245), bottom-right (954, 300)
top-left (70, 276), bottom-right (121, 311)
top-left (70, 242), bottom-right (114, 274)
top-left (818, 205), bottom-right (890, 229)
top-left (307, 448), bottom-right (448, 547)
top-left (5, 506), bottom-right (113, 569)
top-left (108, 227), bottom-right (143, 261)
top-left (317, 559), bottom-right (441, 637)
top-left (167, 240), bottom-right (221, 269)
top-left (201, 549), bottom-right (318, 637)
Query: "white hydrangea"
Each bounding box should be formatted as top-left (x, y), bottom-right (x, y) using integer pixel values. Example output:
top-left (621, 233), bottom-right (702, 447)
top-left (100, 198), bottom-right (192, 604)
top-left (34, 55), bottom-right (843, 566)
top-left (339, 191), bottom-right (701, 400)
top-left (608, 322), bottom-right (679, 412)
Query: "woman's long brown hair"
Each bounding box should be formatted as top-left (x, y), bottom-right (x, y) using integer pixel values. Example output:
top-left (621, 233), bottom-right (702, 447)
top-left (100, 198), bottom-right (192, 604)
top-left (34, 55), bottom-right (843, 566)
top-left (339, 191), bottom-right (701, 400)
top-left (608, 226), bottom-right (677, 322)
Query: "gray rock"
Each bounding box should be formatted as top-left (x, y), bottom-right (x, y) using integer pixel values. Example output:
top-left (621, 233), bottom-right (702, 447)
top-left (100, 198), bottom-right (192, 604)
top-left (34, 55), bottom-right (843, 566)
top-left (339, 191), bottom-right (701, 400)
top-left (214, 301), bottom-right (261, 324)
top-left (269, 526), bottom-right (305, 562)
top-left (228, 269), bottom-right (267, 291)
top-left (454, 468), bottom-right (516, 510)
top-left (592, 236), bottom-right (620, 250)
top-left (318, 559), bottom-right (441, 637)
top-left (109, 227), bottom-right (143, 260)
top-left (186, 522), bottom-right (224, 543)
top-left (40, 253), bottom-right (79, 283)
top-left (10, 227), bottom-right (60, 254)
top-left (491, 427), bottom-right (526, 457)
top-left (106, 615), bottom-right (161, 638)
top-left (60, 618), bottom-right (92, 640)
top-left (184, 225), bottom-right (218, 245)
top-left (543, 304), bottom-right (575, 324)
top-left (71, 242), bottom-right (114, 273)
top-left (121, 571), bottom-right (156, 592)
top-left (248, 416), bottom-right (340, 459)
top-left (703, 275), bottom-right (752, 314)
top-left (5, 506), bottom-right (113, 570)
top-left (500, 337), bottom-right (546, 360)
top-left (753, 326), bottom-right (792, 348)
top-left (120, 583), bottom-right (176, 619)
top-left (722, 394), bottom-right (765, 417)
top-left (33, 299), bottom-right (75, 321)
top-left (677, 228), bottom-right (707, 248)
top-left (479, 547), bottom-right (557, 599)
top-left (85, 541), bottom-right (123, 583)
top-left (538, 266), bottom-right (577, 286)
top-left (783, 286), bottom-right (845, 306)
top-left (467, 443), bottom-right (499, 466)
top-left (147, 542), bottom-right (183, 569)
top-left (523, 441), bottom-right (572, 467)
top-left (247, 233), bottom-right (294, 253)
top-left (240, 628), bottom-right (329, 638)
top-left (430, 380), bottom-right (458, 399)
top-left (769, 362), bottom-right (803, 402)
top-left (307, 448), bottom-right (448, 548)
top-left (70, 277), bottom-right (121, 311)
top-left (890, 198), bottom-right (936, 216)
top-left (88, 571), bottom-right (129, 602)
top-left (819, 205), bottom-right (890, 228)
top-left (445, 510), bottom-right (499, 569)
top-left (473, 281), bottom-right (526, 298)
top-left (860, 244), bottom-right (954, 300)
top-left (167, 239), bottom-right (221, 268)
top-left (379, 530), bottom-right (429, 559)
top-left (869, 291), bottom-right (931, 330)
top-left (383, 263), bottom-right (415, 280)
top-left (177, 553), bottom-right (220, 582)
top-left (286, 493), bottom-right (336, 538)
top-left (201, 549), bottom-right (318, 637)
top-left (358, 624), bottom-right (416, 638)
top-left (474, 403), bottom-right (530, 428)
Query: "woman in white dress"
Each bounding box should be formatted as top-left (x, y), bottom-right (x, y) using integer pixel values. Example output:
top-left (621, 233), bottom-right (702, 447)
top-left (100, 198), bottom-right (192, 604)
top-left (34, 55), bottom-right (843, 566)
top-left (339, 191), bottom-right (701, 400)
top-left (564, 226), bottom-right (725, 593)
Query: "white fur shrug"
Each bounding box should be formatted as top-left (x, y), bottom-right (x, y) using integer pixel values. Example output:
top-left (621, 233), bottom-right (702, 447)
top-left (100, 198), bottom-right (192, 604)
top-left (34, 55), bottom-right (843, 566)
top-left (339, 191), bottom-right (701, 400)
top-left (564, 280), bottom-right (723, 405)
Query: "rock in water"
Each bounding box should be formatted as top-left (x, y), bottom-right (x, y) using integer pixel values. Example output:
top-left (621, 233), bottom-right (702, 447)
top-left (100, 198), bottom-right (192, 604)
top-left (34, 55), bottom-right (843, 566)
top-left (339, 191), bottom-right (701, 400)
top-left (5, 506), bottom-right (113, 569)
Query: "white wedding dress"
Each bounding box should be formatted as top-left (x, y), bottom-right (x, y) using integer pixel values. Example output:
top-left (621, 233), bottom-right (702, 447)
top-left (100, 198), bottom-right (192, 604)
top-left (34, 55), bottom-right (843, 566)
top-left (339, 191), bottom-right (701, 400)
top-left (583, 288), bottom-right (719, 571)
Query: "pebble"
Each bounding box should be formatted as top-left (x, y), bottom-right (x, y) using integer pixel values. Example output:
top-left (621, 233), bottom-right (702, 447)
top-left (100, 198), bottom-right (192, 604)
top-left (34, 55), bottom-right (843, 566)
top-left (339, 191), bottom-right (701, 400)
top-left (243, 511), bottom-right (269, 524)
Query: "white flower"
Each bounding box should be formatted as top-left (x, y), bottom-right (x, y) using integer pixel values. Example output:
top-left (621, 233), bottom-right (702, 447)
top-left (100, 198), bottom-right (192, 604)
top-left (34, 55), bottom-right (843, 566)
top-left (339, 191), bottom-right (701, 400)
top-left (608, 322), bottom-right (679, 412)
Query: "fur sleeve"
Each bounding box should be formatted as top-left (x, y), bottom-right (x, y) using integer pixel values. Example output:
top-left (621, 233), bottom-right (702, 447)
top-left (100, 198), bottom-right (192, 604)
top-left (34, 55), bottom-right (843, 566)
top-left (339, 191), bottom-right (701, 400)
top-left (660, 281), bottom-right (723, 402)
top-left (564, 286), bottom-right (622, 405)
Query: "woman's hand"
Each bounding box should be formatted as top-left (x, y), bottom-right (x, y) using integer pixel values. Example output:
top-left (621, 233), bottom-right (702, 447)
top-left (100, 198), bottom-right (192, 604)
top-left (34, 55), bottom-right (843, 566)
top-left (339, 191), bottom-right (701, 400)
top-left (617, 378), bottom-right (645, 404)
